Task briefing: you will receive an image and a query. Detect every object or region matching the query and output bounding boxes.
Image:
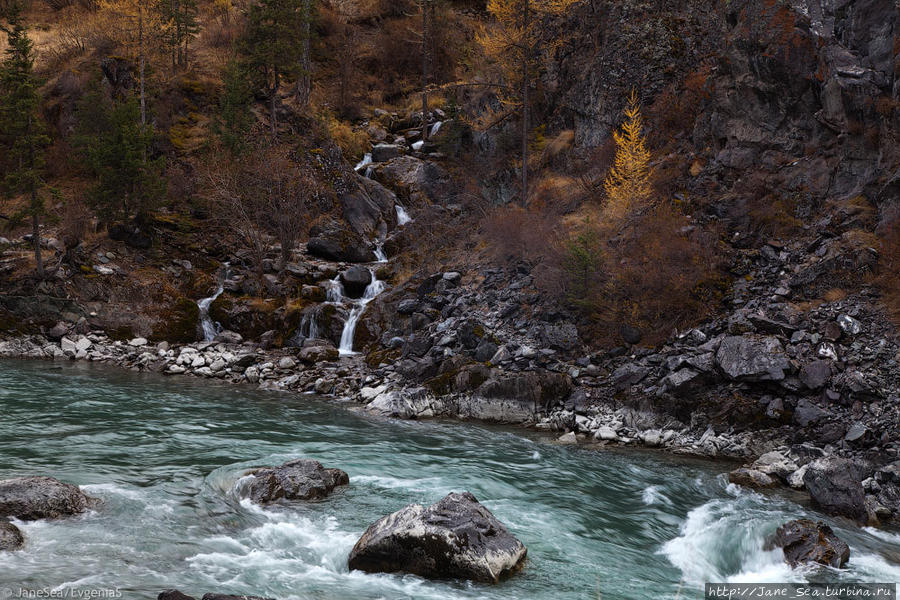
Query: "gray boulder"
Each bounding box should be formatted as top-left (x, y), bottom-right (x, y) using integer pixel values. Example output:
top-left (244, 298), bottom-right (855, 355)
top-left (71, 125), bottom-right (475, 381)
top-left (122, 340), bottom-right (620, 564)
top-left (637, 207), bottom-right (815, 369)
top-left (0, 520), bottom-right (24, 551)
top-left (716, 336), bottom-right (791, 381)
top-left (372, 143), bottom-right (403, 163)
top-left (772, 519), bottom-right (849, 568)
top-left (728, 468), bottom-right (777, 488)
top-left (0, 476), bottom-right (97, 520)
top-left (348, 491), bottom-right (527, 583)
top-left (803, 458), bottom-right (868, 523)
top-left (340, 266), bottom-right (373, 299)
top-left (799, 360), bottom-right (832, 390)
top-left (242, 459), bottom-right (349, 504)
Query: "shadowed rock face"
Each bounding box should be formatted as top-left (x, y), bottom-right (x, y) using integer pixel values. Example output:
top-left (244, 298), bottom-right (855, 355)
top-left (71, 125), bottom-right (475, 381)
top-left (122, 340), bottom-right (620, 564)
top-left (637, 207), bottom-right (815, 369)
top-left (242, 459), bottom-right (349, 504)
top-left (0, 476), bottom-right (97, 521)
top-left (348, 491), bottom-right (527, 583)
top-left (803, 458), bottom-right (868, 523)
top-left (772, 519), bottom-right (850, 568)
top-left (0, 520), bottom-right (24, 551)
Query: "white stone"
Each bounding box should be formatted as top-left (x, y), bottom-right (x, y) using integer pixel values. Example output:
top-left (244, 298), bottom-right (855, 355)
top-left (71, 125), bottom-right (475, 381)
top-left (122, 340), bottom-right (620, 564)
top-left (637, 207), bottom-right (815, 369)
top-left (167, 365), bottom-right (187, 374)
top-left (75, 337), bottom-right (92, 352)
top-left (244, 366), bottom-right (259, 383)
top-left (209, 359), bottom-right (227, 373)
top-left (787, 464), bottom-right (808, 490)
top-left (60, 337), bottom-right (77, 354)
top-left (191, 355), bottom-right (206, 368)
top-left (594, 427), bottom-right (619, 441)
top-left (557, 432), bottom-right (577, 444)
top-left (277, 357), bottom-right (296, 370)
top-left (129, 337), bottom-right (148, 347)
top-left (361, 385), bottom-right (388, 401)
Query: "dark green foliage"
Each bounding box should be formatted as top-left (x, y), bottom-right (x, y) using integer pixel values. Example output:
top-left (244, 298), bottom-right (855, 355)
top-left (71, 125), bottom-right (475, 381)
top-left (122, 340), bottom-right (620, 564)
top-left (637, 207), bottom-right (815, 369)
top-left (160, 0), bottom-right (200, 70)
top-left (73, 82), bottom-right (165, 225)
top-left (239, 0), bottom-right (311, 134)
top-left (563, 226), bottom-right (604, 311)
top-left (215, 57), bottom-right (254, 155)
top-left (0, 2), bottom-right (50, 276)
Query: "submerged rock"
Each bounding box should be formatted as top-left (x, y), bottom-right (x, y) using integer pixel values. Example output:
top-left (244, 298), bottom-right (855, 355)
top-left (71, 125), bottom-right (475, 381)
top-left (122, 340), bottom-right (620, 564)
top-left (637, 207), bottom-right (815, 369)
top-left (242, 459), bottom-right (349, 504)
top-left (0, 476), bottom-right (97, 520)
top-left (772, 519), bottom-right (849, 568)
top-left (158, 592), bottom-right (275, 600)
top-left (0, 519), bottom-right (24, 551)
top-left (348, 491), bottom-right (527, 583)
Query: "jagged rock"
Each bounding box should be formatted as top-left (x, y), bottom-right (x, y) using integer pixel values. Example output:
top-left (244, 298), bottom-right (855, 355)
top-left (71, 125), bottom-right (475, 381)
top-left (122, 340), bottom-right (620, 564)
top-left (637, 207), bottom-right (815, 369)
top-left (752, 451), bottom-right (799, 481)
top-left (214, 331), bottom-right (243, 344)
top-left (787, 465), bottom-right (808, 490)
top-left (0, 520), bottom-right (24, 551)
top-left (372, 143), bottom-right (402, 163)
top-left (799, 360), bottom-right (832, 390)
top-left (475, 340), bottom-right (499, 362)
top-left (0, 476), bottom-right (97, 520)
top-left (535, 322), bottom-right (580, 351)
top-left (772, 519), bottom-right (849, 568)
top-left (373, 155), bottom-right (451, 206)
top-left (610, 364), bottom-right (650, 390)
top-left (661, 368), bottom-right (704, 395)
top-left (594, 426), bottom-right (619, 441)
top-left (793, 399), bottom-right (830, 427)
top-left (242, 459), bottom-right (349, 504)
top-left (348, 491), bottom-right (527, 583)
top-left (803, 458), bottom-right (868, 523)
top-left (367, 388), bottom-right (435, 419)
top-left (460, 371), bottom-right (572, 423)
top-left (716, 336), bottom-right (791, 381)
top-left (728, 467), bottom-right (777, 488)
top-left (340, 266), bottom-right (373, 299)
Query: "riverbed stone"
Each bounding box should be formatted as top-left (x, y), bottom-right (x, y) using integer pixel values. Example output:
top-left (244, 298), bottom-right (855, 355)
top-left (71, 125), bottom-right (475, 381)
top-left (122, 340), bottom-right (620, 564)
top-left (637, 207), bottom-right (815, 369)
top-left (728, 467), bottom-right (776, 488)
top-left (803, 458), bottom-right (868, 523)
top-left (243, 459), bottom-right (349, 504)
top-left (348, 491), bottom-right (527, 583)
top-left (0, 476), bottom-right (97, 520)
top-left (772, 519), bottom-right (849, 568)
top-left (0, 520), bottom-right (24, 551)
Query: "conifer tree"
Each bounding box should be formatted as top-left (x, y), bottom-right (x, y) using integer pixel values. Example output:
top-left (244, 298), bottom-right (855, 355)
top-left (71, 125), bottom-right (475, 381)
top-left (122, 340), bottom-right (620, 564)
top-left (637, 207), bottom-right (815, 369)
top-left (0, 3), bottom-right (50, 277)
top-left (161, 0), bottom-right (199, 71)
top-left (241, 0), bottom-right (310, 136)
top-left (603, 90), bottom-right (652, 221)
top-left (480, 0), bottom-right (577, 205)
top-left (215, 57), bottom-right (254, 156)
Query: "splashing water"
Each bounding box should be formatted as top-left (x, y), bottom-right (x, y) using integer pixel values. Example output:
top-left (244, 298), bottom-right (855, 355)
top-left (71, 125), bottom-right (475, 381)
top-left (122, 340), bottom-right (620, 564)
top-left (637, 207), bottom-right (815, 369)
top-left (395, 204), bottom-right (412, 226)
top-left (197, 263), bottom-right (230, 342)
top-left (339, 271), bottom-right (386, 355)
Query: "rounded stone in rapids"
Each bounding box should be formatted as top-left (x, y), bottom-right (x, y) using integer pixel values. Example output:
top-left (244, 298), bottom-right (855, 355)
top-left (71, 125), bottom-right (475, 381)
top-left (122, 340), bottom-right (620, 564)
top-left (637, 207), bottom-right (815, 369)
top-left (0, 476), bottom-right (98, 521)
top-left (241, 459), bottom-right (349, 504)
top-left (348, 491), bottom-right (527, 583)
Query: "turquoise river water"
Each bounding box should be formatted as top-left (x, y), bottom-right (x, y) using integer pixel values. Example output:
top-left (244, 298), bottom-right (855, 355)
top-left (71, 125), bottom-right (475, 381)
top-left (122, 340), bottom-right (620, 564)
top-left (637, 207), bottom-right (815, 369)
top-left (0, 359), bottom-right (898, 599)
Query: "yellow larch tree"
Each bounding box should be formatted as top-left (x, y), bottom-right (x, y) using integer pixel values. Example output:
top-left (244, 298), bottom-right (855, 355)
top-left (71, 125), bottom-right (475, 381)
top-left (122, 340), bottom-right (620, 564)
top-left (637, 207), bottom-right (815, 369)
top-left (603, 90), bottom-right (653, 221)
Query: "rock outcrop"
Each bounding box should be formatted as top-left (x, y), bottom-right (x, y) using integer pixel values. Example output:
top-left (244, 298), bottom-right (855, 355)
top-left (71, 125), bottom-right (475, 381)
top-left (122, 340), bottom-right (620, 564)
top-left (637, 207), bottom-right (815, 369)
top-left (348, 491), bottom-right (527, 583)
top-left (772, 519), bottom-right (850, 568)
top-left (241, 459), bottom-right (349, 504)
top-left (0, 476), bottom-right (97, 520)
top-left (803, 458), bottom-right (869, 523)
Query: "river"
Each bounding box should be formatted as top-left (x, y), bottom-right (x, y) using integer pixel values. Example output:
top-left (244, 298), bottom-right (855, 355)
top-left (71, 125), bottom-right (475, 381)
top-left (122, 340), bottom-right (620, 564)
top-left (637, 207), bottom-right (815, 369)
top-left (1, 359), bottom-right (898, 599)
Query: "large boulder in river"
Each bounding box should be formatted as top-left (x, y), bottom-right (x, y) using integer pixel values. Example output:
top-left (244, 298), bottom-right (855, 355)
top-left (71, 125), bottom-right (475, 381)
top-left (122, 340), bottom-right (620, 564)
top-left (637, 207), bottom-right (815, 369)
top-left (0, 520), bottom-right (24, 551)
top-left (0, 476), bottom-right (97, 520)
top-left (802, 458), bottom-right (868, 523)
top-left (242, 459), bottom-right (349, 504)
top-left (772, 519), bottom-right (849, 568)
top-left (340, 265), bottom-right (373, 299)
top-left (715, 335), bottom-right (791, 381)
top-left (348, 491), bottom-right (527, 583)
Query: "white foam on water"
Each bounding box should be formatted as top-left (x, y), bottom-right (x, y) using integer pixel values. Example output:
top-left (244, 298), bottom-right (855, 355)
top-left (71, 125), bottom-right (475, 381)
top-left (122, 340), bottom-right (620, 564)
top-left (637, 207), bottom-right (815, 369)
top-left (81, 483), bottom-right (146, 501)
top-left (849, 551), bottom-right (900, 582)
top-left (353, 474), bottom-right (446, 492)
top-left (642, 485), bottom-right (672, 506)
top-left (395, 204), bottom-right (412, 226)
top-left (863, 526), bottom-right (900, 545)
top-left (532, 450), bottom-right (541, 460)
top-left (661, 498), bottom-right (800, 587)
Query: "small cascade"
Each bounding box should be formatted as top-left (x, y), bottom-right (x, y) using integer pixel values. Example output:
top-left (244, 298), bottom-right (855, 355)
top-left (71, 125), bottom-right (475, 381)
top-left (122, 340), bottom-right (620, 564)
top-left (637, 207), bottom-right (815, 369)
top-left (289, 307), bottom-right (323, 347)
top-left (198, 263), bottom-right (230, 342)
top-left (395, 204), bottom-right (412, 226)
top-left (412, 140), bottom-right (425, 151)
top-left (374, 243), bottom-right (388, 263)
top-left (354, 153), bottom-right (372, 173)
top-left (339, 269), bottom-right (385, 356)
top-left (325, 275), bottom-right (344, 303)
top-left (430, 120), bottom-right (443, 137)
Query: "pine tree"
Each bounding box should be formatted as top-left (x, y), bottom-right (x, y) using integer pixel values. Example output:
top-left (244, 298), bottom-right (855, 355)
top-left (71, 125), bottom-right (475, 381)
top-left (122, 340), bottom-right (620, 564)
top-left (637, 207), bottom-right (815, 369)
top-left (603, 90), bottom-right (652, 221)
top-left (241, 0), bottom-right (310, 137)
top-left (480, 0), bottom-right (577, 206)
top-left (74, 85), bottom-right (165, 226)
top-left (161, 0), bottom-right (199, 71)
top-left (215, 57), bottom-right (254, 156)
top-left (0, 3), bottom-right (50, 278)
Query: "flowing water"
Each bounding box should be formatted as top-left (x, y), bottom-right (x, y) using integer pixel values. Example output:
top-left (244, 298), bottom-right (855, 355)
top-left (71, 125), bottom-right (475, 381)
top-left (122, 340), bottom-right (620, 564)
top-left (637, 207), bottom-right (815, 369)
top-left (1, 360), bottom-right (897, 599)
top-left (197, 264), bottom-right (230, 342)
top-left (339, 272), bottom-right (386, 355)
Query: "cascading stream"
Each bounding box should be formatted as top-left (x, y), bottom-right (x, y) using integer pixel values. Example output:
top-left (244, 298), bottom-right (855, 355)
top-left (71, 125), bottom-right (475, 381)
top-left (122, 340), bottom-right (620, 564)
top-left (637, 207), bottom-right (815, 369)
top-left (197, 263), bottom-right (230, 342)
top-left (339, 270), bottom-right (385, 355)
top-left (396, 205), bottom-right (412, 226)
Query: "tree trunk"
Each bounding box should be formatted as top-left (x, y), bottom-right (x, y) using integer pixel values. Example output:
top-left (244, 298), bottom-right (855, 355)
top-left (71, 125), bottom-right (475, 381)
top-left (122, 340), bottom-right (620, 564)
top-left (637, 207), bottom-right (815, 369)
top-left (521, 0), bottom-right (529, 207)
top-left (297, 0), bottom-right (312, 106)
top-left (421, 0), bottom-right (429, 142)
top-left (139, 1), bottom-right (146, 126)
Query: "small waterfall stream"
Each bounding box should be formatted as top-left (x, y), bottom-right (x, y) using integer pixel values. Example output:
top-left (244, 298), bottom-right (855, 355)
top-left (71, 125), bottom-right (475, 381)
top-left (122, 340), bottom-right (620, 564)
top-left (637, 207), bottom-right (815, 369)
top-left (395, 205), bottom-right (412, 226)
top-left (339, 270), bottom-right (385, 355)
top-left (198, 263), bottom-right (230, 342)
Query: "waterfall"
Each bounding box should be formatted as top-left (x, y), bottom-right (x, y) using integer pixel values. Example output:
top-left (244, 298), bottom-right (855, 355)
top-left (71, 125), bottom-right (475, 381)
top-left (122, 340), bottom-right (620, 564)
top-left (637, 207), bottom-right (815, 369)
top-left (374, 243), bottom-right (388, 263)
top-left (339, 270), bottom-right (385, 356)
top-left (412, 140), bottom-right (425, 151)
top-left (354, 153), bottom-right (372, 173)
top-left (430, 120), bottom-right (442, 137)
top-left (325, 275), bottom-right (344, 303)
top-left (198, 263), bottom-right (230, 342)
top-left (395, 205), bottom-right (412, 226)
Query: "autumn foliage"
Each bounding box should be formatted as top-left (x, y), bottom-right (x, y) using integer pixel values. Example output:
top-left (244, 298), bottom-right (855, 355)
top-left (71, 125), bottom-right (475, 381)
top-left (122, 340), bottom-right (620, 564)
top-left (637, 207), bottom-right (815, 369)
top-left (603, 90), bottom-right (653, 221)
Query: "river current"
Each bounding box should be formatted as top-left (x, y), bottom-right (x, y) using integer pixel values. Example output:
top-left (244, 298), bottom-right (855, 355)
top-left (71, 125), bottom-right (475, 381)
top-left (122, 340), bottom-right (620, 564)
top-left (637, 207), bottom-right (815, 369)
top-left (1, 359), bottom-right (897, 599)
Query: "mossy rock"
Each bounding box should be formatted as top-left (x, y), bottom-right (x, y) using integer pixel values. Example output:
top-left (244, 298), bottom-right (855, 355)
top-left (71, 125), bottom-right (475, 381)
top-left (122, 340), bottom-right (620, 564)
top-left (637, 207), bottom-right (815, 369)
top-left (366, 348), bottom-right (401, 369)
top-left (152, 297), bottom-right (200, 343)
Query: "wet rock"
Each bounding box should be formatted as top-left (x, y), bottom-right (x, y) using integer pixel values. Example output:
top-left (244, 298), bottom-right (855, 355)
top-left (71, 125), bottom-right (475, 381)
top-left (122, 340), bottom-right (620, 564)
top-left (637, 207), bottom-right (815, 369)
top-left (158, 592), bottom-right (197, 600)
top-left (716, 336), bottom-right (791, 381)
top-left (298, 346), bottom-right (339, 364)
top-left (0, 520), bottom-right (24, 551)
top-left (372, 143), bottom-right (402, 163)
top-left (772, 519), bottom-right (849, 568)
top-left (201, 595), bottom-right (275, 600)
top-left (803, 458), bottom-right (868, 523)
top-left (728, 467), bottom-right (777, 488)
top-left (348, 491), bottom-right (527, 583)
top-left (341, 266), bottom-right (373, 299)
top-left (307, 229), bottom-right (374, 263)
top-left (752, 451), bottom-right (799, 481)
top-left (0, 476), bottom-right (97, 520)
top-left (367, 387), bottom-right (435, 419)
top-left (243, 459), bottom-right (349, 504)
